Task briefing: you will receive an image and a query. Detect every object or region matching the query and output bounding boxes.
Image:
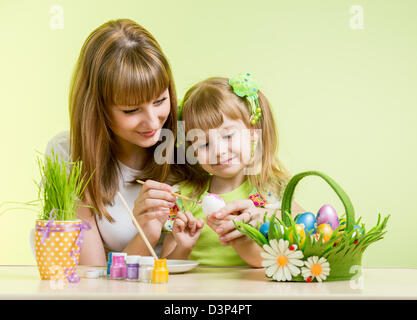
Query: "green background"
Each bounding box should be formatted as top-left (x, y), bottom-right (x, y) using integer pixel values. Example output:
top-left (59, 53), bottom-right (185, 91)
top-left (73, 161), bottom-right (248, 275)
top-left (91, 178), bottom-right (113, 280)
top-left (1, 0), bottom-right (416, 267)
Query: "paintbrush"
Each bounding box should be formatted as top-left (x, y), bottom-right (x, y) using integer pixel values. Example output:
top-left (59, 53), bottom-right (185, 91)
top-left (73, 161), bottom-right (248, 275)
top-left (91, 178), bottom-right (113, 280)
top-left (136, 179), bottom-right (202, 204)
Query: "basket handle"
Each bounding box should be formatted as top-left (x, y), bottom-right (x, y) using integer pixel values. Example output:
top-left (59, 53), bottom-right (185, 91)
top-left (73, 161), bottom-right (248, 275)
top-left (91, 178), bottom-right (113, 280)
top-left (281, 171), bottom-right (355, 233)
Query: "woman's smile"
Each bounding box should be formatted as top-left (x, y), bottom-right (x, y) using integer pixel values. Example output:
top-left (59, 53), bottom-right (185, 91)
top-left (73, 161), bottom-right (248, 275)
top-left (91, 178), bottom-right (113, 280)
top-left (137, 130), bottom-right (157, 137)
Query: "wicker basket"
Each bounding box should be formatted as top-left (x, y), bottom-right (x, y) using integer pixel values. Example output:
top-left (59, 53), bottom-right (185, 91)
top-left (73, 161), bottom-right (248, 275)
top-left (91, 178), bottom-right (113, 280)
top-left (235, 171), bottom-right (389, 282)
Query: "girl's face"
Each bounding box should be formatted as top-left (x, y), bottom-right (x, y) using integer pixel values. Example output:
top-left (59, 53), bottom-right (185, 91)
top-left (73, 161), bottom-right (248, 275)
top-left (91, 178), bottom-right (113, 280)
top-left (191, 114), bottom-right (255, 179)
top-left (109, 89), bottom-right (171, 150)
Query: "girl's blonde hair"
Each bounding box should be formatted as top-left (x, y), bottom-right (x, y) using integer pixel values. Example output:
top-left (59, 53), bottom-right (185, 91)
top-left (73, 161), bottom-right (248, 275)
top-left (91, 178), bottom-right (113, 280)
top-left (69, 19), bottom-right (178, 222)
top-left (180, 77), bottom-right (290, 199)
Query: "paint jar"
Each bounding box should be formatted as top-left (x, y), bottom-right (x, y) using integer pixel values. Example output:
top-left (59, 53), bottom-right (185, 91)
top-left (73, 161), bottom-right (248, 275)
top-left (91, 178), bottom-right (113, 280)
top-left (126, 255), bottom-right (141, 281)
top-left (139, 256), bottom-right (155, 283)
top-left (152, 258), bottom-right (169, 283)
top-left (86, 268), bottom-right (101, 279)
top-left (110, 253), bottom-right (127, 280)
top-left (107, 252), bottom-right (114, 278)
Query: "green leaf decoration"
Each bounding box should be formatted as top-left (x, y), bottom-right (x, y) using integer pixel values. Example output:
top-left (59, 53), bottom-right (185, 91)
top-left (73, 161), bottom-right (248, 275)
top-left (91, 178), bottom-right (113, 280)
top-left (233, 220), bottom-right (268, 247)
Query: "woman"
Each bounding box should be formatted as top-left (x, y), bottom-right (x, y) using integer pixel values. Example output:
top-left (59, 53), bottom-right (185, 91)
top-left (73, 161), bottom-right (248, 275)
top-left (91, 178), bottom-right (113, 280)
top-left (46, 19), bottom-right (184, 265)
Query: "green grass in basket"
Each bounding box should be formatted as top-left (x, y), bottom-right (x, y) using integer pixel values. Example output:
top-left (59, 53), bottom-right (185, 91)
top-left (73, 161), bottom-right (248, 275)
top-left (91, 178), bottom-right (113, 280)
top-left (37, 150), bottom-right (92, 221)
top-left (234, 209), bottom-right (389, 262)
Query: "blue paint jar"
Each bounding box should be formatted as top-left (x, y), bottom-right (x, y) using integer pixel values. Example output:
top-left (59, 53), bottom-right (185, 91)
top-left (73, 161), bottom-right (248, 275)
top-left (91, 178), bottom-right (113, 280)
top-left (107, 252), bottom-right (114, 278)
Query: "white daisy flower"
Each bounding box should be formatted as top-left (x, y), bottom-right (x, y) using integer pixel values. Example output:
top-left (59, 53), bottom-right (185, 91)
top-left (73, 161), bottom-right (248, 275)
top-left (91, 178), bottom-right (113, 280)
top-left (301, 256), bottom-right (331, 282)
top-left (261, 239), bottom-right (304, 281)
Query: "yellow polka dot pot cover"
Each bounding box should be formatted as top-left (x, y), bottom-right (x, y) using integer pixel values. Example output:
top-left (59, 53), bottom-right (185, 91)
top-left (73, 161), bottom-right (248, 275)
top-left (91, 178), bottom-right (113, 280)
top-left (34, 219), bottom-right (85, 281)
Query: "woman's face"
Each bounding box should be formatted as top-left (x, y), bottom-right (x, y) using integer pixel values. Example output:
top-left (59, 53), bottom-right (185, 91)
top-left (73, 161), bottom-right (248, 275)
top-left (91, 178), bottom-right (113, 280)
top-left (109, 89), bottom-right (171, 150)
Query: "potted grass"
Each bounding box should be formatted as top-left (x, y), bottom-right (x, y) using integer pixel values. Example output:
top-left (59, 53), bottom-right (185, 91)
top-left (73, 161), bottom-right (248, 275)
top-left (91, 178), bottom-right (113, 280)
top-left (32, 150), bottom-right (93, 282)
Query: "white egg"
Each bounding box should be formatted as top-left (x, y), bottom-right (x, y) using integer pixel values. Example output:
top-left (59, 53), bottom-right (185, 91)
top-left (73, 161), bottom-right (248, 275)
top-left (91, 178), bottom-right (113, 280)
top-left (202, 193), bottom-right (226, 216)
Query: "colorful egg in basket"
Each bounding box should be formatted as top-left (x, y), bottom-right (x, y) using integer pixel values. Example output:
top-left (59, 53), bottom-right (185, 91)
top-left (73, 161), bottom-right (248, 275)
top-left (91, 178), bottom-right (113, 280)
top-left (234, 171), bottom-right (389, 282)
top-left (295, 212), bottom-right (317, 234)
top-left (317, 204), bottom-right (339, 230)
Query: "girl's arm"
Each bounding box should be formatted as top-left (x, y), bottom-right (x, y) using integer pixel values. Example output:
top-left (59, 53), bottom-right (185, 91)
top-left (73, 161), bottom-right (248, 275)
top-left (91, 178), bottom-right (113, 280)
top-left (214, 200), bottom-right (305, 244)
top-left (258, 201), bottom-right (305, 220)
top-left (160, 233), bottom-right (178, 258)
top-left (164, 238), bottom-right (193, 260)
top-left (76, 206), bottom-right (107, 266)
top-left (229, 201), bottom-right (304, 268)
top-left (229, 236), bottom-right (263, 268)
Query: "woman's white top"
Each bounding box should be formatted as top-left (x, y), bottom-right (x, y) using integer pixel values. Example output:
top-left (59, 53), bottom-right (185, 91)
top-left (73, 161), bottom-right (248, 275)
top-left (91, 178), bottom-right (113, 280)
top-left (44, 131), bottom-right (163, 256)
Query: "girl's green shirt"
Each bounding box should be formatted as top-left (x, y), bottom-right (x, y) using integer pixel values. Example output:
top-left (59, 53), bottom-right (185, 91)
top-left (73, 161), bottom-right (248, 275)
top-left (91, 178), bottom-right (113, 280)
top-left (177, 180), bottom-right (255, 266)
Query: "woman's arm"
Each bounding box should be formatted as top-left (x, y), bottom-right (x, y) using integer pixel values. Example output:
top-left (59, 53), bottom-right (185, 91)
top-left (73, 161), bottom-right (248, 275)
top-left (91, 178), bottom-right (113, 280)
top-left (76, 206), bottom-right (107, 266)
top-left (122, 233), bottom-right (161, 256)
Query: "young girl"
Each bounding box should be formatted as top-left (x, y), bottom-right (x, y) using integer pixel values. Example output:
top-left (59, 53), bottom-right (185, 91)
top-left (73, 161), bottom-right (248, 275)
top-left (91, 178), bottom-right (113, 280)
top-left (45, 19), bottom-right (201, 265)
top-left (163, 74), bottom-right (303, 267)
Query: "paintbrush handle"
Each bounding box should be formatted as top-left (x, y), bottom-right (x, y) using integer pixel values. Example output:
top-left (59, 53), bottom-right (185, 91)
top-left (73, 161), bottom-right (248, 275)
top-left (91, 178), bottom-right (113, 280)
top-left (116, 192), bottom-right (158, 260)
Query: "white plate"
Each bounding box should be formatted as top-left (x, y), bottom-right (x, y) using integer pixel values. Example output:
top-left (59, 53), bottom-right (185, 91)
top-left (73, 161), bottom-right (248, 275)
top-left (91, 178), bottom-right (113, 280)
top-left (166, 259), bottom-right (199, 274)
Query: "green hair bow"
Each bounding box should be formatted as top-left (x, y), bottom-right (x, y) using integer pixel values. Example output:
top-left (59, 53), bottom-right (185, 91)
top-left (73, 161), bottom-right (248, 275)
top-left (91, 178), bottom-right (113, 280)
top-left (229, 73), bottom-right (262, 125)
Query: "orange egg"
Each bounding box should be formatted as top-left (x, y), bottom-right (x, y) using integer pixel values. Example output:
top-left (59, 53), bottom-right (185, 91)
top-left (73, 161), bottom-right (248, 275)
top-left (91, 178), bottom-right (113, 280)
top-left (317, 223), bottom-right (333, 242)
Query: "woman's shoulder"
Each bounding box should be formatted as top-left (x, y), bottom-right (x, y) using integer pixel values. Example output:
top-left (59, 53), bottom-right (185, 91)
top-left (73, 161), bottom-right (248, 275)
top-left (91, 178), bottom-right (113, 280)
top-left (45, 130), bottom-right (71, 161)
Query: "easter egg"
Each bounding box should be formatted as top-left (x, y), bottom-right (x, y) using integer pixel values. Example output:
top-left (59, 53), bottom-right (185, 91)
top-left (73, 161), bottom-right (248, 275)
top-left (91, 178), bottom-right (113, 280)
top-left (259, 222), bottom-right (284, 239)
top-left (259, 222), bottom-right (270, 239)
top-left (316, 223), bottom-right (333, 243)
top-left (311, 233), bottom-right (321, 243)
top-left (295, 212), bottom-right (317, 234)
top-left (337, 218), bottom-right (346, 234)
top-left (352, 225), bottom-right (364, 238)
top-left (317, 204), bottom-right (339, 230)
top-left (202, 193), bottom-right (226, 216)
top-left (289, 224), bottom-right (306, 246)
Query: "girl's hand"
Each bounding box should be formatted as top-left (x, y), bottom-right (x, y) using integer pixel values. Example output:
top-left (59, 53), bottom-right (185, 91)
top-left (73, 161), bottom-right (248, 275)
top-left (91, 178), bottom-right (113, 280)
top-left (172, 211), bottom-right (204, 251)
top-left (205, 211), bottom-right (234, 235)
top-left (211, 200), bottom-right (262, 245)
top-left (132, 180), bottom-right (177, 242)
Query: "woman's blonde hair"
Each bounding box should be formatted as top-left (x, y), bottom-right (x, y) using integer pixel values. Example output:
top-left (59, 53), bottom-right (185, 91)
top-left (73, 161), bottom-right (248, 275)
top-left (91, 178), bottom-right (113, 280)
top-left (69, 19), bottom-right (178, 222)
top-left (180, 77), bottom-right (290, 199)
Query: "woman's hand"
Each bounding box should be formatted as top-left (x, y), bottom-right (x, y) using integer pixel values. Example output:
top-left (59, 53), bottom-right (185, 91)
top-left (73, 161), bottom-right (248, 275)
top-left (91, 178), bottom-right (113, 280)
top-left (209, 200), bottom-right (264, 245)
top-left (172, 211), bottom-right (204, 251)
top-left (132, 180), bottom-right (177, 242)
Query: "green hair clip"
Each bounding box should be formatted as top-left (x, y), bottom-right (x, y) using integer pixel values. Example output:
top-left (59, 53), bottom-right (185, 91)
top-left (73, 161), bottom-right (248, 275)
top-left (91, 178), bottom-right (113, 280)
top-left (229, 73), bottom-right (262, 125)
top-left (177, 98), bottom-right (184, 121)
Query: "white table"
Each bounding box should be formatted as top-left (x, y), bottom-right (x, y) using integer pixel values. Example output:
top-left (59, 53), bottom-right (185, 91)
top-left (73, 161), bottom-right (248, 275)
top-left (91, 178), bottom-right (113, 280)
top-left (0, 265), bottom-right (416, 300)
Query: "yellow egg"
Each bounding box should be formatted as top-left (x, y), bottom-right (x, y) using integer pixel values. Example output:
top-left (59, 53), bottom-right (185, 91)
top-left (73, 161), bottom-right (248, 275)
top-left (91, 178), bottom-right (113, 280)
top-left (289, 224), bottom-right (306, 246)
top-left (317, 223), bottom-right (333, 243)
